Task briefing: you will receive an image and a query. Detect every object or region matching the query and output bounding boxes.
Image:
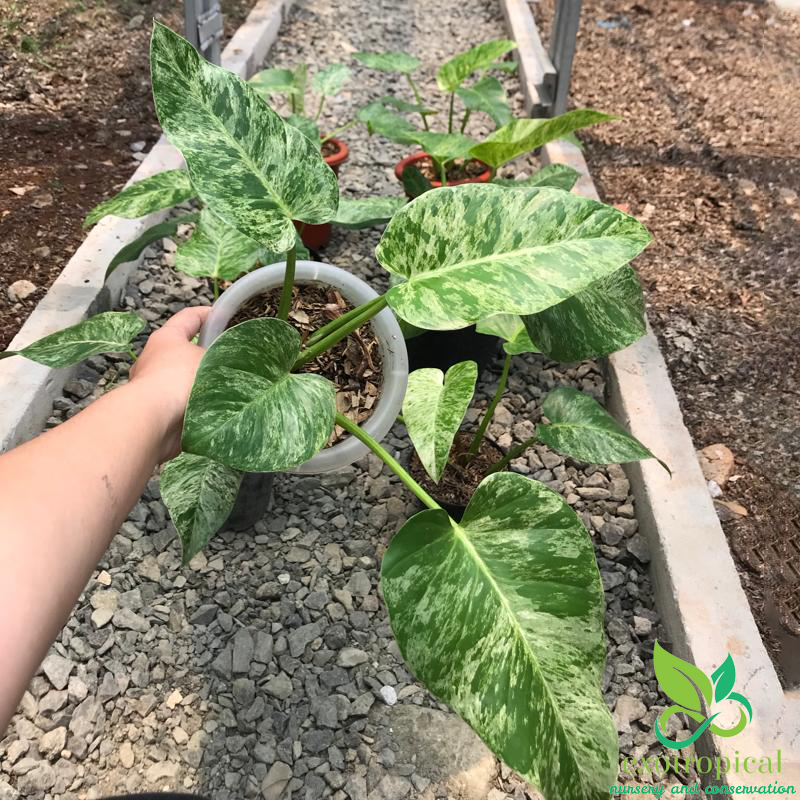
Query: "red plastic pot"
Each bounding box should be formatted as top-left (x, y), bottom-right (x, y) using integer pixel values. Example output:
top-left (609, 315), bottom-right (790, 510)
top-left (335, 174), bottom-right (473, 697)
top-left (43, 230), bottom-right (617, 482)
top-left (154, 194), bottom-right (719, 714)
top-left (295, 138), bottom-right (349, 251)
top-left (395, 152), bottom-right (492, 193)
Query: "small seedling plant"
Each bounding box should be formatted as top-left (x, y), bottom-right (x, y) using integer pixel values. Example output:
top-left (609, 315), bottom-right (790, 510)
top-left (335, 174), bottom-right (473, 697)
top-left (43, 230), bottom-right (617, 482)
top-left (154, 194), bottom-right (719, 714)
top-left (355, 40), bottom-right (611, 188)
top-left (3, 23), bottom-right (660, 800)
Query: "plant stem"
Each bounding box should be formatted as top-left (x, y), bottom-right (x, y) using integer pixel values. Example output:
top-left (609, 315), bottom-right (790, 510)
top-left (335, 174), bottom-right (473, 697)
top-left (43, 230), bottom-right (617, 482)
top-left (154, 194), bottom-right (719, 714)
top-left (487, 433), bottom-right (538, 475)
top-left (438, 159), bottom-right (447, 186)
top-left (128, 349), bottom-right (138, 362)
top-left (468, 352), bottom-right (511, 456)
top-left (406, 75), bottom-right (429, 130)
top-left (335, 412), bottom-right (440, 510)
top-left (460, 109), bottom-right (472, 134)
top-left (293, 295), bottom-right (388, 369)
top-left (314, 96), bottom-right (325, 122)
top-left (320, 119), bottom-right (357, 145)
top-left (277, 243), bottom-right (297, 321)
top-left (212, 277), bottom-right (219, 300)
top-left (447, 92), bottom-right (455, 133)
top-left (305, 295), bottom-right (386, 348)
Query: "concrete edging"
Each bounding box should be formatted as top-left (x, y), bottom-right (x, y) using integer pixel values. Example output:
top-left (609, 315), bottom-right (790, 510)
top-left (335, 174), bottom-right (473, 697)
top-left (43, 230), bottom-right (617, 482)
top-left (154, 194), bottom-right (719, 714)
top-left (0, 0), bottom-right (294, 452)
top-left (499, 0), bottom-right (799, 787)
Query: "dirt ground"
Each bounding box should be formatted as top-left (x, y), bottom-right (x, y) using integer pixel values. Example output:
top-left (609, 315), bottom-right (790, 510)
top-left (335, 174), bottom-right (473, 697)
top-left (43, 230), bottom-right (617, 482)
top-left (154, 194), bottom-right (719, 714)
top-left (538, 0), bottom-right (800, 681)
top-left (0, 0), bottom-right (251, 350)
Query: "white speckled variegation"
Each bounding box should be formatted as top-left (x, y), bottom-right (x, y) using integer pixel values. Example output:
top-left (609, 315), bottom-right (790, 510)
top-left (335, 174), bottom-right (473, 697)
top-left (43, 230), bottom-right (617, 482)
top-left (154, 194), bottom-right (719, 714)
top-left (181, 318), bottom-right (335, 472)
top-left (311, 64), bottom-right (351, 97)
top-left (84, 169), bottom-right (195, 228)
top-left (476, 314), bottom-right (539, 355)
top-left (436, 40), bottom-right (517, 93)
top-left (160, 452), bottom-right (242, 564)
top-left (0, 312), bottom-right (145, 366)
top-left (523, 266), bottom-right (646, 362)
top-left (333, 197), bottom-right (406, 229)
top-left (492, 163), bottom-right (580, 192)
top-left (403, 360), bottom-right (477, 483)
top-left (150, 23), bottom-right (339, 252)
top-left (175, 208), bottom-right (268, 282)
top-left (376, 184), bottom-right (652, 331)
top-left (381, 471), bottom-right (617, 799)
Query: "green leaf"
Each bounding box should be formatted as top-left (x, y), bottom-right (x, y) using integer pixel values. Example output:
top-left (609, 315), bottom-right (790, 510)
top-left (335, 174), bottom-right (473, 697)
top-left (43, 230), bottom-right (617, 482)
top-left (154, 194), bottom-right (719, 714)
top-left (104, 212), bottom-right (201, 280)
top-left (354, 51), bottom-right (421, 74)
top-left (285, 113), bottom-right (321, 147)
top-left (522, 265), bottom-right (646, 361)
top-left (357, 101), bottom-right (418, 145)
top-left (456, 77), bottom-right (511, 128)
top-left (410, 132), bottom-right (477, 166)
top-left (493, 163), bottom-right (580, 192)
top-left (380, 96), bottom-right (437, 117)
top-left (182, 318), bottom-right (335, 472)
top-left (491, 59), bottom-right (518, 74)
top-left (0, 312), bottom-right (144, 367)
top-left (249, 67), bottom-right (299, 98)
top-left (84, 170), bottom-right (195, 228)
top-left (476, 314), bottom-right (539, 355)
top-left (403, 361), bottom-right (477, 483)
top-left (538, 387), bottom-right (667, 472)
top-left (150, 22), bottom-right (338, 252)
top-left (653, 640), bottom-right (713, 714)
top-left (711, 654), bottom-right (736, 704)
top-left (377, 184), bottom-right (652, 331)
top-left (470, 110), bottom-right (614, 170)
top-left (400, 165), bottom-right (434, 199)
top-left (175, 208), bottom-right (267, 282)
top-left (160, 452), bottom-right (242, 564)
top-left (311, 63), bottom-right (350, 97)
top-left (382, 471), bottom-right (617, 799)
top-left (333, 196), bottom-right (406, 229)
top-left (436, 39), bottom-right (517, 93)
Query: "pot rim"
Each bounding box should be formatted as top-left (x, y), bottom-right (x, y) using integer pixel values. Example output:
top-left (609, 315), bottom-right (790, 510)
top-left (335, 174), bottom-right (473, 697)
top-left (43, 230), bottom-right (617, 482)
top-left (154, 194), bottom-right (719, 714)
top-left (394, 151), bottom-right (492, 187)
top-left (323, 137), bottom-right (349, 169)
top-left (198, 260), bottom-right (408, 474)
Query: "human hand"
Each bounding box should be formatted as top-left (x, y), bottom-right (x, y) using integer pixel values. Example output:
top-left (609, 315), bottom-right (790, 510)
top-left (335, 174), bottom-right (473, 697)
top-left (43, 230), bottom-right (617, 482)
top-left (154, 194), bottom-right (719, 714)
top-left (129, 306), bottom-right (210, 461)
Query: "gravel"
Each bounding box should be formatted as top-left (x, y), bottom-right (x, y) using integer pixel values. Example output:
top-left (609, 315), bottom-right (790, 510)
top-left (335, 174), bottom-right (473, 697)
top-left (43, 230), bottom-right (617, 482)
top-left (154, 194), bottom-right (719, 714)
top-left (0, 0), bottom-right (701, 796)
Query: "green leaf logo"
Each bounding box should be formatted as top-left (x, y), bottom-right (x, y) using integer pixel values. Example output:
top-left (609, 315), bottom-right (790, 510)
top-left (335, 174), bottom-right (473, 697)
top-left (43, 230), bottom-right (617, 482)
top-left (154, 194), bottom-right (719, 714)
top-left (652, 640), bottom-right (752, 749)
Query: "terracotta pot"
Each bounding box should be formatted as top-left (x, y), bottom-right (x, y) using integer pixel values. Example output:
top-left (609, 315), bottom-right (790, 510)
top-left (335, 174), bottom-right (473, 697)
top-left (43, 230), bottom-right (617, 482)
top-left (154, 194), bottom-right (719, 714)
top-left (394, 152), bottom-right (492, 194)
top-left (295, 138), bottom-right (349, 251)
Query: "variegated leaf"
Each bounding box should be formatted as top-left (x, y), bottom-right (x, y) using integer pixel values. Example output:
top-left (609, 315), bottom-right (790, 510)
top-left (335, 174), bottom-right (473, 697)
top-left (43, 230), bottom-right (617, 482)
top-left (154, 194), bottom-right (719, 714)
top-left (402, 361), bottom-right (477, 483)
top-left (182, 318), bottom-right (335, 472)
top-left (410, 132), bottom-right (477, 165)
top-left (436, 40), bottom-right (517, 93)
top-left (311, 63), bottom-right (350, 97)
top-left (538, 387), bottom-right (666, 471)
top-left (476, 314), bottom-right (538, 355)
top-left (376, 184), bottom-right (652, 331)
top-left (382, 471), bottom-right (617, 799)
top-left (381, 96), bottom-right (438, 117)
top-left (470, 110), bottom-right (614, 170)
top-left (175, 208), bottom-right (267, 282)
top-left (522, 266), bottom-right (645, 361)
top-left (249, 67), bottom-right (299, 98)
top-left (285, 114), bottom-right (321, 146)
top-left (84, 169), bottom-right (195, 228)
top-left (493, 163), bottom-right (580, 192)
top-left (160, 452), bottom-right (242, 564)
top-left (456, 77), bottom-right (511, 128)
top-left (357, 101), bottom-right (418, 145)
top-left (354, 51), bottom-right (421, 74)
top-left (150, 22), bottom-right (338, 252)
top-left (0, 312), bottom-right (144, 366)
top-left (333, 197), bottom-right (406, 229)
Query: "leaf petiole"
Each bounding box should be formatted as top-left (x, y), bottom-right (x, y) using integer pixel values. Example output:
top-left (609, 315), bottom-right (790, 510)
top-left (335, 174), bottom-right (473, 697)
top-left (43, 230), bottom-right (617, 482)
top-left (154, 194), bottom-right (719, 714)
top-left (277, 242), bottom-right (297, 321)
top-left (468, 351), bottom-right (511, 456)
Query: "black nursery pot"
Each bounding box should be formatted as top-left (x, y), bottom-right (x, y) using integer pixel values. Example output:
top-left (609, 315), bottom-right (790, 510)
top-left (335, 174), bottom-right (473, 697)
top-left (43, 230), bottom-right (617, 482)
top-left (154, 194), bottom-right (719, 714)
top-left (405, 327), bottom-right (500, 373)
top-left (225, 472), bottom-right (275, 531)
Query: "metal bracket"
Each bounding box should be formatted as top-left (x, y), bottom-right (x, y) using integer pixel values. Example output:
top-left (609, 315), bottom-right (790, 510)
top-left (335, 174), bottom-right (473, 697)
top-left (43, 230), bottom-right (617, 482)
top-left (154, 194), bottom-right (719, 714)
top-left (185, 0), bottom-right (223, 65)
top-left (548, 0), bottom-right (582, 117)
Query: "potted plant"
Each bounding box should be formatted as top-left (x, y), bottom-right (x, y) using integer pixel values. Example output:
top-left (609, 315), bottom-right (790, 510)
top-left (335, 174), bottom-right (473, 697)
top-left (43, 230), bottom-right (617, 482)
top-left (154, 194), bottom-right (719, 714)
top-left (3, 22), bottom-right (662, 799)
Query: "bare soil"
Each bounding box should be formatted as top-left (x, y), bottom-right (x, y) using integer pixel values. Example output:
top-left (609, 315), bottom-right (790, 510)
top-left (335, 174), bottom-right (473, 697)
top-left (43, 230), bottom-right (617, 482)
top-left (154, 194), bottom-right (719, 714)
top-left (0, 0), bottom-right (251, 350)
top-left (537, 0), bottom-right (800, 682)
top-left (414, 156), bottom-right (489, 183)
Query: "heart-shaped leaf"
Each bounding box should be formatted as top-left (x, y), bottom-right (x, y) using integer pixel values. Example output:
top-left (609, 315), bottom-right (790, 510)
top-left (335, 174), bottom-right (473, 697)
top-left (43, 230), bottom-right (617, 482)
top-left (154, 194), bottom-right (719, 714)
top-left (182, 318), bottom-right (335, 471)
top-left (376, 184), bottom-right (652, 331)
top-left (311, 63), bottom-right (351, 97)
top-left (436, 39), bottom-right (517, 93)
top-left (0, 312), bottom-right (144, 367)
top-left (410, 131), bottom-right (477, 165)
top-left (84, 170), bottom-right (195, 228)
top-left (175, 208), bottom-right (267, 282)
top-left (249, 67), bottom-right (300, 98)
top-left (354, 51), bottom-right (421, 74)
top-left (403, 361), bottom-right (477, 483)
top-left (476, 314), bottom-right (538, 355)
top-left (357, 102), bottom-right (418, 145)
top-left (382, 471), bottom-right (617, 799)
top-left (456, 76), bottom-right (511, 128)
top-left (333, 196), bottom-right (406, 229)
top-left (160, 452), bottom-right (242, 564)
top-left (470, 110), bottom-right (614, 170)
top-left (538, 387), bottom-right (667, 472)
top-left (150, 22), bottom-right (338, 252)
top-left (493, 163), bottom-right (580, 192)
top-left (654, 640), bottom-right (713, 713)
top-left (523, 266), bottom-right (646, 362)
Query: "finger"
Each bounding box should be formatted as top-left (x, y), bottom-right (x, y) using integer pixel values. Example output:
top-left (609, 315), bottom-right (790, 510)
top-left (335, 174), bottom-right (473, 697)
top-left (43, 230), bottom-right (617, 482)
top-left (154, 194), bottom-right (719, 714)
top-left (156, 306), bottom-right (211, 342)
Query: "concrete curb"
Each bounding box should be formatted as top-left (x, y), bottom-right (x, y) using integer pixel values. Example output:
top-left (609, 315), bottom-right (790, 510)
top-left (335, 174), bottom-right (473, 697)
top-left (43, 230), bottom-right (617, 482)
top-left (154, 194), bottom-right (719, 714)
top-left (499, 0), bottom-right (799, 787)
top-left (0, 0), bottom-right (294, 453)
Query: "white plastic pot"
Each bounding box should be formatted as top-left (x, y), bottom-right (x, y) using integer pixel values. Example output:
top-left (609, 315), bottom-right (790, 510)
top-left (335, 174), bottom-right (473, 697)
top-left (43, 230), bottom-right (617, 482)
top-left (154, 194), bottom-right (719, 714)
top-left (198, 261), bottom-right (408, 474)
